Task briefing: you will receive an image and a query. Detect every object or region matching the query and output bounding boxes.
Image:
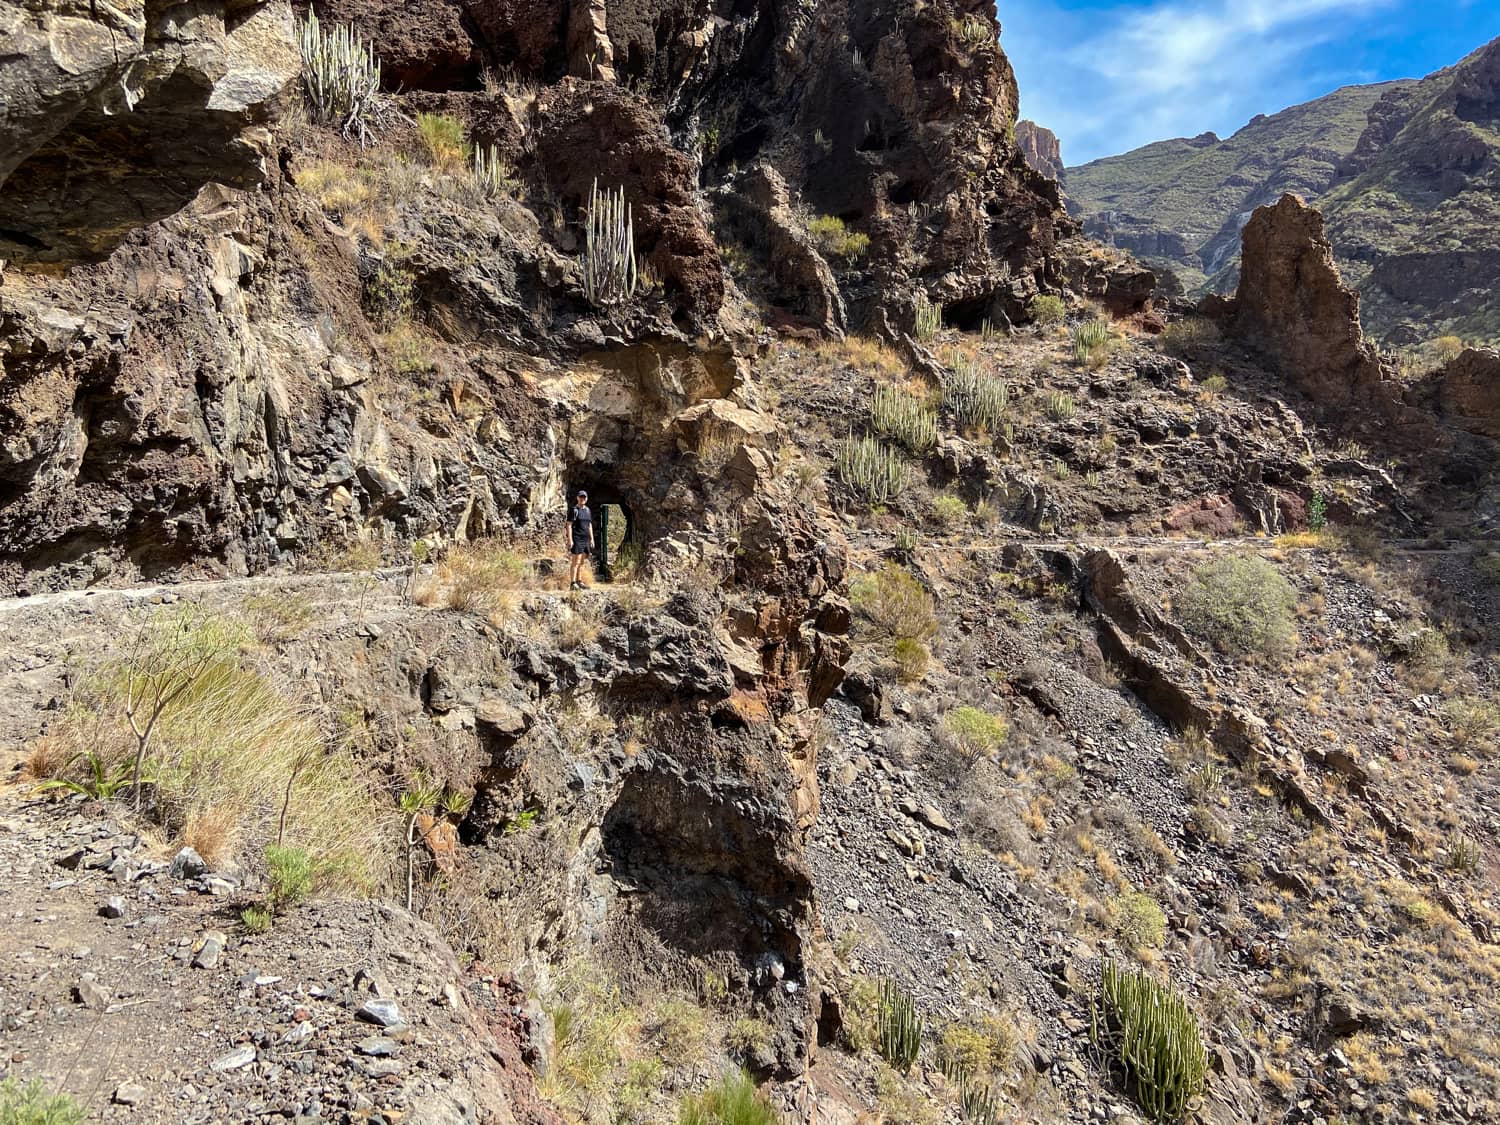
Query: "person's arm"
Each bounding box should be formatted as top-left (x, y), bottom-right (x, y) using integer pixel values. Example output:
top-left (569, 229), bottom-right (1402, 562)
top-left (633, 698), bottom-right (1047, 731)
top-left (589, 510), bottom-right (596, 550)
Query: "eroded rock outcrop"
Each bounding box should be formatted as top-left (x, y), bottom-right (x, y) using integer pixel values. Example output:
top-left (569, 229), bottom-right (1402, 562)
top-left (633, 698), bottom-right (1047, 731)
top-left (1224, 194), bottom-right (1385, 407)
top-left (1015, 119), bottom-right (1064, 184)
top-left (1433, 346), bottom-right (1500, 439)
top-left (0, 0), bottom-right (299, 262)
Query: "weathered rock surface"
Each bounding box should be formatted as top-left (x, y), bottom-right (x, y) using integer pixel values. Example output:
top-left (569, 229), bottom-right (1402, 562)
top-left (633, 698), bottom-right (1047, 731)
top-left (0, 0), bottom-right (300, 262)
top-left (1433, 346), bottom-right (1500, 439)
top-left (1015, 119), bottom-right (1064, 183)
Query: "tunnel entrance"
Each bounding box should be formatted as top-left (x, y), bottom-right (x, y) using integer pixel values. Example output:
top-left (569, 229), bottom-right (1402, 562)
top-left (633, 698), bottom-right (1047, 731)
top-left (570, 479), bottom-right (638, 582)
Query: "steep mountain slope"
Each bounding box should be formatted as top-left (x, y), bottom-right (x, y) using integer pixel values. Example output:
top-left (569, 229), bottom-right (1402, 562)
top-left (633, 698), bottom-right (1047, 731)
top-left (1066, 81), bottom-right (1407, 293)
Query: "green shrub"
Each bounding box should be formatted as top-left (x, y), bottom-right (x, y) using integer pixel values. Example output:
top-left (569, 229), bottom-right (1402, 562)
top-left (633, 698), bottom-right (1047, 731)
top-left (363, 255), bottom-right (413, 330)
top-left (678, 1071), bottom-right (777, 1125)
top-left (849, 563), bottom-right (937, 642)
top-left (415, 112), bottom-right (468, 170)
top-left (932, 493), bottom-right (968, 527)
top-left (297, 12), bottom-right (383, 145)
top-left (0, 1080), bottom-right (86, 1125)
top-left (914, 294), bottom-right (941, 341)
top-left (942, 705), bottom-right (1009, 759)
top-left (241, 905), bottom-right (273, 934)
top-left (808, 214), bottom-right (871, 264)
top-left (877, 978), bottom-right (923, 1075)
top-left (945, 359), bottom-right (1009, 434)
top-left (1091, 961), bottom-right (1207, 1123)
top-left (836, 435), bottom-right (909, 504)
top-left (266, 845), bottom-right (314, 911)
top-left (1114, 891), bottom-right (1167, 949)
top-left (892, 638), bottom-right (930, 684)
top-left (1199, 371), bottom-right (1227, 396)
top-left (1160, 318), bottom-right (1220, 357)
top-left (1176, 556), bottom-right (1297, 658)
top-left (1029, 294), bottom-right (1066, 325)
top-left (871, 385), bottom-right (938, 453)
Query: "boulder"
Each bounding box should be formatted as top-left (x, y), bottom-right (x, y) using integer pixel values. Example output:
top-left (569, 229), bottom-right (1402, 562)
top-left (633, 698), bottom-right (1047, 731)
top-left (1434, 347), bottom-right (1500, 438)
top-left (0, 0), bottom-right (300, 261)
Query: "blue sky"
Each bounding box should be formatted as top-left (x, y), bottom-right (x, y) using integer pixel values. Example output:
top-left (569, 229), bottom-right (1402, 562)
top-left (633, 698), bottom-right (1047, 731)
top-left (1001, 0), bottom-right (1500, 165)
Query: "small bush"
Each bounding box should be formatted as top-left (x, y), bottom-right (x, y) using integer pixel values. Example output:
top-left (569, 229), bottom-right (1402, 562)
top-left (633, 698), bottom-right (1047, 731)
top-left (932, 493), bottom-right (968, 528)
top-left (266, 845), bottom-right (314, 912)
top-left (892, 638), bottom-right (930, 684)
top-left (438, 540), bottom-right (528, 617)
top-left (808, 214), bottom-right (871, 264)
top-left (849, 564), bottom-right (937, 642)
top-left (1160, 318), bottom-right (1220, 357)
top-left (871, 385), bottom-right (938, 453)
top-left (0, 1080), bottom-right (86, 1125)
top-left (942, 705), bottom-right (1009, 759)
top-left (416, 112), bottom-right (468, 170)
top-left (835, 435), bottom-right (910, 504)
top-left (1072, 318), bottom-right (1112, 367)
top-left (1113, 891), bottom-right (1167, 949)
top-left (363, 255), bottom-right (414, 330)
top-left (241, 905), bottom-right (273, 934)
top-left (678, 1071), bottom-right (777, 1125)
top-left (1029, 294), bottom-right (1066, 325)
top-left (1176, 555), bottom-right (1297, 658)
top-left (1199, 371), bottom-right (1227, 397)
top-left (1091, 961), bottom-right (1207, 1124)
top-left (1044, 391), bottom-right (1076, 421)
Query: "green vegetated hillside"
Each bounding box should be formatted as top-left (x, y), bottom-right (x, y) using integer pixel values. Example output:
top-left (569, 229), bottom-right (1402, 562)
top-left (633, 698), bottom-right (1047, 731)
top-left (1066, 82), bottom-right (1401, 291)
top-left (1067, 35), bottom-right (1500, 345)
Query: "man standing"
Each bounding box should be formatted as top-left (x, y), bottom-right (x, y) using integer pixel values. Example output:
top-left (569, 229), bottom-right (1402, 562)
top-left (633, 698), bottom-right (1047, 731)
top-left (566, 490), bottom-right (595, 590)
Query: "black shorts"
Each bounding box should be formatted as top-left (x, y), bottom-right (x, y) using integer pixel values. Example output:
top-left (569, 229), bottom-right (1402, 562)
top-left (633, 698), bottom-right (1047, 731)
top-left (571, 538), bottom-right (592, 556)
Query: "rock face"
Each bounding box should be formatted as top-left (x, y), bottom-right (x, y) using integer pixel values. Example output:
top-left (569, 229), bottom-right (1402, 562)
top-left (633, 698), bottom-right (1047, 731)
top-left (1222, 194), bottom-right (1385, 408)
top-left (1015, 120), bottom-right (1064, 184)
top-left (1434, 347), bottom-right (1500, 438)
top-left (0, 0), bottom-right (300, 262)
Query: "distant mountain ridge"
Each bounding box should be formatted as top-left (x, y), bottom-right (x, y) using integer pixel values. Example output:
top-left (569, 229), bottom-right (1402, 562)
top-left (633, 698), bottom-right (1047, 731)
top-left (1063, 35), bottom-right (1500, 344)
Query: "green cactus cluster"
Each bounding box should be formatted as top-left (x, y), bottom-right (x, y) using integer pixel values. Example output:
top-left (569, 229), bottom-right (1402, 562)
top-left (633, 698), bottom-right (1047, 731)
top-left (1045, 390), bottom-right (1076, 421)
top-left (914, 294), bottom-right (942, 341)
top-left (945, 358), bottom-right (1010, 434)
top-left (1091, 960), bottom-right (1208, 1123)
top-left (876, 977), bottom-right (924, 1074)
top-left (939, 1055), bottom-right (1003, 1125)
top-left (871, 385), bottom-right (939, 453)
top-left (583, 178), bottom-right (639, 307)
top-left (473, 144), bottom-right (517, 199)
top-left (836, 435), bottom-right (909, 504)
top-left (297, 11), bottom-right (383, 145)
top-left (1072, 317), bottom-right (1112, 365)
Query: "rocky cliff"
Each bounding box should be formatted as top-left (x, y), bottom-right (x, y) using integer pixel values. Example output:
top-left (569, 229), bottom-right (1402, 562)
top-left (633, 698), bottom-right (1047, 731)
top-left (1015, 119), bottom-right (1064, 184)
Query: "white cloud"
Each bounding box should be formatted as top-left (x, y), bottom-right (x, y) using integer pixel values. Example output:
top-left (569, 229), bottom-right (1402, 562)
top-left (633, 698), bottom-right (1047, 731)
top-left (1005, 0), bottom-right (1400, 164)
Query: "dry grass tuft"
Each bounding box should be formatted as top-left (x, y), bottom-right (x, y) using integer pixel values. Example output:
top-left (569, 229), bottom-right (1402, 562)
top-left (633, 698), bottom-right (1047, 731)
top-left (435, 539), bottom-right (529, 616)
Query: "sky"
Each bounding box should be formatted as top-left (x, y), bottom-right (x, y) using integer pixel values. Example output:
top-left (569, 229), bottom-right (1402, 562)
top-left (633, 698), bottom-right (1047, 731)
top-left (1001, 0), bottom-right (1500, 166)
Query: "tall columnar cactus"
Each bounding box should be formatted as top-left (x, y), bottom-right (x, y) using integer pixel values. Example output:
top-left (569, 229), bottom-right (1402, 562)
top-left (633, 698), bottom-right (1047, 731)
top-left (583, 178), bottom-right (639, 306)
top-left (297, 11), bottom-right (383, 145)
top-left (944, 358), bottom-right (1010, 435)
top-left (877, 978), bottom-right (924, 1074)
top-left (914, 294), bottom-right (942, 341)
top-left (1091, 960), bottom-right (1208, 1123)
top-left (473, 144), bottom-right (516, 199)
top-left (871, 385), bottom-right (939, 453)
top-left (836, 435), bottom-right (910, 504)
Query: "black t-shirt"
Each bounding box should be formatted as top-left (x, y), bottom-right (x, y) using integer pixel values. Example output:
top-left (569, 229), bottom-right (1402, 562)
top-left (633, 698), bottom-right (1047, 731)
top-left (569, 505), bottom-right (592, 541)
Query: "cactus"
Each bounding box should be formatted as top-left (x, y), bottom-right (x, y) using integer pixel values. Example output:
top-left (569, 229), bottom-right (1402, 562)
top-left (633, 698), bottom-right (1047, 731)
top-left (914, 294), bottom-right (941, 341)
top-left (877, 978), bottom-right (923, 1074)
top-left (836, 435), bottom-right (909, 504)
top-left (473, 144), bottom-right (517, 199)
top-left (583, 179), bottom-right (639, 307)
top-left (871, 385), bottom-right (938, 453)
top-left (1045, 391), bottom-right (1076, 421)
top-left (940, 1056), bottom-right (1003, 1125)
top-left (1091, 960), bottom-right (1207, 1123)
top-left (297, 11), bottom-right (383, 145)
top-left (1072, 317), bottom-right (1112, 365)
top-left (945, 358), bottom-right (1010, 435)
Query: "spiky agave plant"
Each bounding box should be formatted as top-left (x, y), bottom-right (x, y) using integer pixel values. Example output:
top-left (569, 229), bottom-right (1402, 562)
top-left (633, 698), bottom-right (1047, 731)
top-left (297, 11), bottom-right (383, 145)
top-left (1091, 960), bottom-right (1208, 1123)
top-left (583, 178), bottom-right (639, 306)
